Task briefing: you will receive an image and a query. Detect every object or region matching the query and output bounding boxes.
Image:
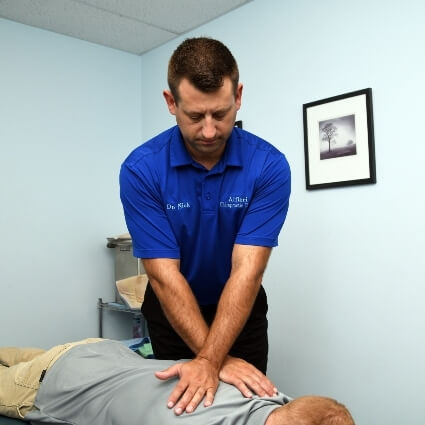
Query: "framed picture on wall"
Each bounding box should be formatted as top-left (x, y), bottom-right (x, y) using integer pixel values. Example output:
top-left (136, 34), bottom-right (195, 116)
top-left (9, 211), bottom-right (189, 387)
top-left (303, 88), bottom-right (376, 190)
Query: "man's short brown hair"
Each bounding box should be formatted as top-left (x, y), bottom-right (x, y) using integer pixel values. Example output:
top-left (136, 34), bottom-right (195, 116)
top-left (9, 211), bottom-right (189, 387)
top-left (167, 37), bottom-right (239, 103)
top-left (269, 396), bottom-right (355, 425)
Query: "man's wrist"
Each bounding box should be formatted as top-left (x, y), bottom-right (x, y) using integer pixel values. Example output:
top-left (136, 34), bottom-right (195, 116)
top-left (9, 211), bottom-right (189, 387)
top-left (195, 353), bottom-right (222, 371)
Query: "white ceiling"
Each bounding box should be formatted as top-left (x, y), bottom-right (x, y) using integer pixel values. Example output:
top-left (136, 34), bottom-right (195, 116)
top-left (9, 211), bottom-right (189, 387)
top-left (0, 0), bottom-right (252, 55)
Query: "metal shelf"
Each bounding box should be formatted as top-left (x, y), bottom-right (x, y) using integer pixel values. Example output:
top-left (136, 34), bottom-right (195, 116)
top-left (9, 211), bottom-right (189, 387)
top-left (97, 297), bottom-right (145, 338)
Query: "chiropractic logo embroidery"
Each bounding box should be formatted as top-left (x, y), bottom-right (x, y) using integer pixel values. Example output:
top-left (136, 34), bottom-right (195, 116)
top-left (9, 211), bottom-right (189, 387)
top-left (220, 195), bottom-right (249, 209)
top-left (166, 201), bottom-right (191, 210)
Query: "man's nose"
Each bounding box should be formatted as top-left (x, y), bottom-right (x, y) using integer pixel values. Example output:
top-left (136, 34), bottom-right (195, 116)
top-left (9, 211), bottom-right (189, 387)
top-left (201, 118), bottom-right (217, 140)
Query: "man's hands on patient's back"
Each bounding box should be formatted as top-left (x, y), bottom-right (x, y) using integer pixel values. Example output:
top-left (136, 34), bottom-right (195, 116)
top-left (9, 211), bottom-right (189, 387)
top-left (155, 357), bottom-right (219, 415)
top-left (220, 356), bottom-right (277, 399)
top-left (155, 355), bottom-right (278, 415)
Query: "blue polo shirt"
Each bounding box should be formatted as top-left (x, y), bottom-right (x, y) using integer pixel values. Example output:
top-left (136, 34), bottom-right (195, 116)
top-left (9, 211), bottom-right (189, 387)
top-left (120, 125), bottom-right (291, 305)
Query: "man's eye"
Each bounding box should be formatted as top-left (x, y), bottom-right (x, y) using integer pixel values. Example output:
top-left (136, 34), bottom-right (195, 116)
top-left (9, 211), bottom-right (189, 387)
top-left (190, 115), bottom-right (202, 121)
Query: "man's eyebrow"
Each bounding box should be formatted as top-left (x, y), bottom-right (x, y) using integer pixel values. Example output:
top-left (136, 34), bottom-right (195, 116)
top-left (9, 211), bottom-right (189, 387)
top-left (213, 106), bottom-right (232, 114)
top-left (183, 105), bottom-right (232, 116)
top-left (183, 109), bottom-right (203, 116)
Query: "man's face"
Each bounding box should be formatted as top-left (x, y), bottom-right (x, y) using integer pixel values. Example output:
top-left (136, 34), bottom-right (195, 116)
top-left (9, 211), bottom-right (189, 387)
top-left (164, 77), bottom-right (243, 166)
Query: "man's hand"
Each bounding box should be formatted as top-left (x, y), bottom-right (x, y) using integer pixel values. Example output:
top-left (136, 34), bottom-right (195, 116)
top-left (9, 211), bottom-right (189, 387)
top-left (155, 357), bottom-right (219, 415)
top-left (219, 355), bottom-right (278, 399)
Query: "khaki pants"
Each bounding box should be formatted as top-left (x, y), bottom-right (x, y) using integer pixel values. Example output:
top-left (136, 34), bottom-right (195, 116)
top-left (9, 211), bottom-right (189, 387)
top-left (0, 338), bottom-right (102, 419)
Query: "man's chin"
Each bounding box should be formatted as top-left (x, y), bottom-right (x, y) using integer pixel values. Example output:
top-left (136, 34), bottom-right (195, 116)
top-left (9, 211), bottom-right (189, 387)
top-left (196, 140), bottom-right (225, 153)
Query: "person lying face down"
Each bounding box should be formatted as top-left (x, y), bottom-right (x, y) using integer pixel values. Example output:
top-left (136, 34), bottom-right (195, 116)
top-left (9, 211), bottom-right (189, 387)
top-left (0, 339), bottom-right (355, 425)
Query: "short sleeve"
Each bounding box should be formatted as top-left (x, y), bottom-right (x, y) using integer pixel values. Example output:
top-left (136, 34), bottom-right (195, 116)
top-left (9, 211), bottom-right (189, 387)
top-left (119, 160), bottom-right (180, 259)
top-left (235, 153), bottom-right (291, 247)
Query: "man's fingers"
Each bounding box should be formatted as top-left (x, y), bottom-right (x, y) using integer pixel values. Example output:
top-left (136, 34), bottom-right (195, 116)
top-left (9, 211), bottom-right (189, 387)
top-left (240, 374), bottom-right (276, 397)
top-left (204, 387), bottom-right (216, 407)
top-left (243, 375), bottom-right (269, 397)
top-left (220, 356), bottom-right (278, 398)
top-left (175, 386), bottom-right (216, 414)
top-left (239, 365), bottom-right (276, 396)
top-left (243, 371), bottom-right (276, 397)
top-left (231, 380), bottom-right (253, 398)
top-left (162, 358), bottom-right (220, 414)
top-left (155, 364), bottom-right (181, 381)
top-left (183, 387), bottom-right (206, 413)
top-left (173, 385), bottom-right (196, 415)
top-left (167, 380), bottom-right (189, 409)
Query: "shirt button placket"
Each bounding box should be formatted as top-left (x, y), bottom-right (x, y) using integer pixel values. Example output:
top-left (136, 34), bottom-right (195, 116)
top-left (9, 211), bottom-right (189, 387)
top-left (202, 178), bottom-right (214, 212)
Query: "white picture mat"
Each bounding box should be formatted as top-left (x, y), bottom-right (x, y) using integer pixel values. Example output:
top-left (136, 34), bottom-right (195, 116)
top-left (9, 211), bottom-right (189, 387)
top-left (306, 94), bottom-right (370, 185)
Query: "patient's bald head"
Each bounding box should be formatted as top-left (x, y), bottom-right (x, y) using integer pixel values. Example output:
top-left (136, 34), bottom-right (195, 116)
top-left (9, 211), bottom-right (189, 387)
top-left (266, 396), bottom-right (355, 425)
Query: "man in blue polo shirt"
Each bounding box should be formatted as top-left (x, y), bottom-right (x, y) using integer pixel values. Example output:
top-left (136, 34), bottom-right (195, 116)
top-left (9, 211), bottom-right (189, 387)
top-left (120, 37), bottom-right (291, 416)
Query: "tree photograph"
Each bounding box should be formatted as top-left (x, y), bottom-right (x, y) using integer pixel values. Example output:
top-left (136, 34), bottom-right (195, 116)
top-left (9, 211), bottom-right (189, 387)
top-left (319, 114), bottom-right (357, 160)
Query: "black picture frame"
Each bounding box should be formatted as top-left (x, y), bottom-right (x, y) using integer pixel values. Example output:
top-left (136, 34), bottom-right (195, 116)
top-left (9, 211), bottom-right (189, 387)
top-left (303, 88), bottom-right (376, 190)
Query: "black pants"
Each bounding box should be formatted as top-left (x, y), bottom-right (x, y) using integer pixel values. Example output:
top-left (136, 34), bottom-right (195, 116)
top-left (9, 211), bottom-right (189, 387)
top-left (141, 284), bottom-right (269, 374)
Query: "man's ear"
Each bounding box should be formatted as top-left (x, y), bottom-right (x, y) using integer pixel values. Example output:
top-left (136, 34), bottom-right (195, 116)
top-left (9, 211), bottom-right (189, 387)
top-left (235, 83), bottom-right (243, 111)
top-left (163, 90), bottom-right (177, 115)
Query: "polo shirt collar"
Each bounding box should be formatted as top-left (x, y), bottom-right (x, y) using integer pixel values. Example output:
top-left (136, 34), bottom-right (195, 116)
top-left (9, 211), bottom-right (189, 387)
top-left (169, 126), bottom-right (243, 169)
top-left (223, 129), bottom-right (243, 168)
top-left (170, 126), bottom-right (193, 167)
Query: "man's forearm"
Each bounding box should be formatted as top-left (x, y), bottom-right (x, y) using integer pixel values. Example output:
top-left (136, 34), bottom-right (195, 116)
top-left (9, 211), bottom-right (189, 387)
top-left (145, 264), bottom-right (253, 365)
top-left (197, 271), bottom-right (261, 369)
top-left (145, 247), bottom-right (275, 415)
top-left (142, 258), bottom-right (208, 353)
top-left (198, 245), bottom-right (271, 369)
top-left (143, 245), bottom-right (271, 368)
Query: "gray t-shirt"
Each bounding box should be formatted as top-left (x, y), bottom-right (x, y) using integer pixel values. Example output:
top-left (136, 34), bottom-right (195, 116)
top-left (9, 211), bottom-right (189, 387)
top-left (26, 340), bottom-right (289, 425)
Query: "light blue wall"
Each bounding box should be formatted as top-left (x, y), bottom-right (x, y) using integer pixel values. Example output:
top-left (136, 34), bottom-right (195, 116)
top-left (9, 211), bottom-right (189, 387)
top-left (0, 18), bottom-right (141, 345)
top-left (139, 1), bottom-right (425, 424)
